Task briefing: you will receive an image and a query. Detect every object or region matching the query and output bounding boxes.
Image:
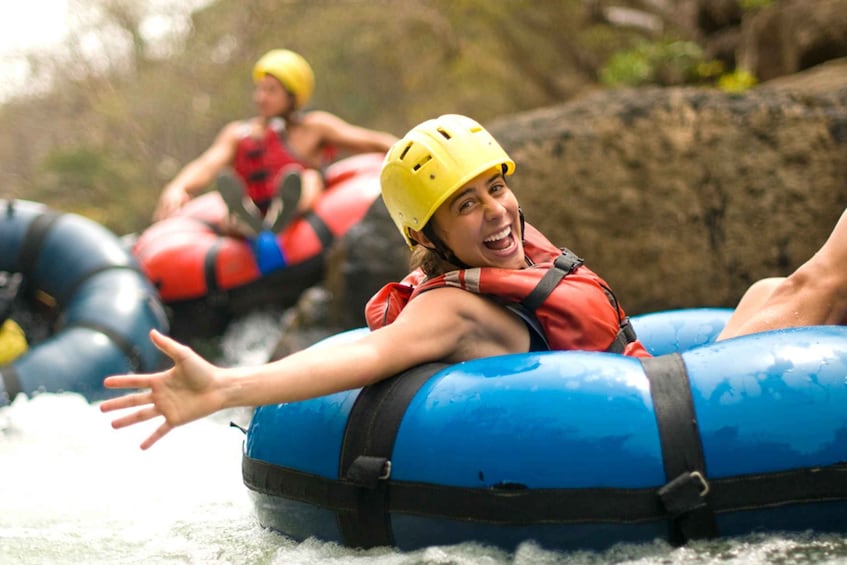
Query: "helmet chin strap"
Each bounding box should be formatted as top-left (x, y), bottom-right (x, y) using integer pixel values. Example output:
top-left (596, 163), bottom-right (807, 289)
top-left (421, 223), bottom-right (472, 270)
top-left (421, 208), bottom-right (528, 271)
top-left (519, 208), bottom-right (526, 242)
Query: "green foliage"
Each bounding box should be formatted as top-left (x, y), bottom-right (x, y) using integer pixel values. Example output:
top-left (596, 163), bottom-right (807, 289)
top-left (35, 146), bottom-right (150, 232)
top-left (600, 39), bottom-right (759, 94)
top-left (600, 40), bottom-right (708, 87)
top-left (696, 60), bottom-right (726, 81)
top-left (600, 46), bottom-right (652, 87)
top-left (39, 148), bottom-right (117, 194)
top-left (740, 0), bottom-right (773, 11)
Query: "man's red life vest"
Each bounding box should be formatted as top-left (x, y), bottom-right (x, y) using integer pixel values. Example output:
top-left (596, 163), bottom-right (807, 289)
top-left (365, 223), bottom-right (650, 357)
top-left (233, 118), bottom-right (336, 213)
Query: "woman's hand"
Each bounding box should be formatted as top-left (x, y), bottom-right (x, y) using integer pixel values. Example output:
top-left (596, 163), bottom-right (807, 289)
top-left (100, 329), bottom-right (226, 449)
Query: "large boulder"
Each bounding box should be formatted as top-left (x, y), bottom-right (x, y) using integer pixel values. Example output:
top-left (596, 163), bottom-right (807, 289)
top-left (489, 58), bottom-right (847, 314)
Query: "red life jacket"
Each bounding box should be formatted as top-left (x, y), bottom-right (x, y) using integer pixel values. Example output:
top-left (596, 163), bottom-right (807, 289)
top-left (365, 223), bottom-right (650, 357)
top-left (232, 118), bottom-right (335, 213)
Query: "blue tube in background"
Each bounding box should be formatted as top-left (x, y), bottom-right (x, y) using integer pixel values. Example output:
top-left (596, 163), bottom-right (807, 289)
top-left (0, 199), bottom-right (169, 405)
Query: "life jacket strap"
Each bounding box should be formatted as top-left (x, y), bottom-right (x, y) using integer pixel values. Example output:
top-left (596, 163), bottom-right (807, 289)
top-left (605, 316), bottom-right (638, 354)
top-left (504, 302), bottom-right (551, 352)
top-left (521, 248), bottom-right (639, 353)
top-left (522, 248), bottom-right (583, 312)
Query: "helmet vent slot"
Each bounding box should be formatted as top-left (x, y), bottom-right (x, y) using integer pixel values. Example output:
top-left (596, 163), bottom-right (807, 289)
top-left (436, 127), bottom-right (452, 140)
top-left (413, 155), bottom-right (431, 171)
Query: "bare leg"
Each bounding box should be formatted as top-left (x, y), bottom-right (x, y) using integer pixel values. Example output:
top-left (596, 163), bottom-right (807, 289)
top-left (718, 208), bottom-right (847, 340)
top-left (717, 277), bottom-right (784, 340)
top-left (298, 168), bottom-right (324, 214)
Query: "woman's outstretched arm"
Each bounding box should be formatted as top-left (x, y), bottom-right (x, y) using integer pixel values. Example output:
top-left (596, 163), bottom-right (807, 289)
top-left (101, 288), bottom-right (530, 449)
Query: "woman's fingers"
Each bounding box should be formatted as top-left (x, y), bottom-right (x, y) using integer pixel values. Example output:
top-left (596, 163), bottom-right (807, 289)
top-left (103, 374), bottom-right (155, 390)
top-left (140, 422), bottom-right (173, 450)
top-left (150, 329), bottom-right (190, 361)
top-left (99, 331), bottom-right (205, 449)
top-left (100, 391), bottom-right (153, 413)
top-left (108, 405), bottom-right (161, 429)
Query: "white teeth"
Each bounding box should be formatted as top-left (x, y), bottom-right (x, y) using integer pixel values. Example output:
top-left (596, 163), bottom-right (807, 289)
top-left (484, 226), bottom-right (511, 242)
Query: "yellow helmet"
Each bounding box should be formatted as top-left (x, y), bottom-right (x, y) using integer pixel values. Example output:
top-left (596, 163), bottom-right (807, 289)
top-left (252, 49), bottom-right (315, 109)
top-left (381, 114), bottom-right (516, 247)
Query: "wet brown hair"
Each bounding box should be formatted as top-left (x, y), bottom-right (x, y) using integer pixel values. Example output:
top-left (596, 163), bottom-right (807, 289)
top-left (409, 244), bottom-right (459, 278)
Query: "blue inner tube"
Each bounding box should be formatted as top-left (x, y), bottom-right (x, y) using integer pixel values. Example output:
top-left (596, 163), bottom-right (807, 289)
top-left (0, 199), bottom-right (169, 406)
top-left (242, 310), bottom-right (847, 551)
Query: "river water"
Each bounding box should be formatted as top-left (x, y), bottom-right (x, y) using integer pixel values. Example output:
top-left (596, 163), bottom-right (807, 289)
top-left (2, 312), bottom-right (847, 564)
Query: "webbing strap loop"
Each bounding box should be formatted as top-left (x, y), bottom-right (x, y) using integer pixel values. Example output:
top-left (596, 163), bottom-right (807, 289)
top-left (346, 456), bottom-right (392, 489)
top-left (658, 470), bottom-right (711, 517)
top-left (337, 362), bottom-right (447, 548)
top-left (641, 353), bottom-right (718, 544)
top-left (303, 211), bottom-right (334, 250)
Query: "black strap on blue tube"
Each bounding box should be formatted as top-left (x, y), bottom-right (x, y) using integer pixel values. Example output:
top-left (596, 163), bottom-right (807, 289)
top-left (641, 353), bottom-right (719, 545)
top-left (336, 362), bottom-right (447, 548)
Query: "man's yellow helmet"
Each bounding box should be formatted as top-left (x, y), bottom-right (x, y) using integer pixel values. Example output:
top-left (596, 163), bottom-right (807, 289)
top-left (380, 114), bottom-right (515, 248)
top-left (252, 49), bottom-right (315, 109)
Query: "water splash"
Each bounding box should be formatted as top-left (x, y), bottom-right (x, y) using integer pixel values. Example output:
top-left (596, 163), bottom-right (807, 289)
top-left (2, 314), bottom-right (847, 564)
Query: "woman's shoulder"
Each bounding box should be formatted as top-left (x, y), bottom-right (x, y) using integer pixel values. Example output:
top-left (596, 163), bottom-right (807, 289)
top-left (296, 110), bottom-right (350, 130)
top-left (406, 284), bottom-right (512, 322)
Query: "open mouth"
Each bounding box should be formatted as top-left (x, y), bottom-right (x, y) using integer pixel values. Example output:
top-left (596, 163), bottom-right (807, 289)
top-left (483, 226), bottom-right (514, 251)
